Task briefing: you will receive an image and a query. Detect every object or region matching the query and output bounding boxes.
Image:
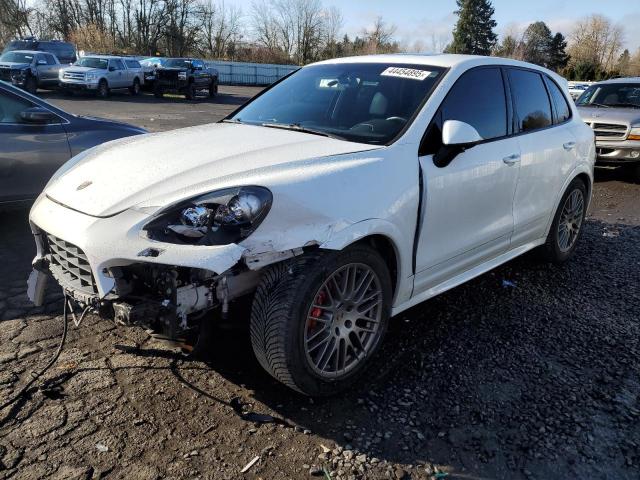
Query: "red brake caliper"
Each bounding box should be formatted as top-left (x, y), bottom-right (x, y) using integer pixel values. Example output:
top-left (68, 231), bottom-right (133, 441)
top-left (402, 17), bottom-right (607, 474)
top-left (308, 290), bottom-right (327, 331)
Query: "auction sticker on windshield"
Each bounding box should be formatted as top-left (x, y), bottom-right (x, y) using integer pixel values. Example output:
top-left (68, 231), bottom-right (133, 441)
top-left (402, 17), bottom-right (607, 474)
top-left (381, 67), bottom-right (432, 81)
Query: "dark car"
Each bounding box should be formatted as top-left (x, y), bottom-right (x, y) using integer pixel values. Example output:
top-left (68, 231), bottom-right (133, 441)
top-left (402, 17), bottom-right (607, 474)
top-left (0, 80), bottom-right (146, 205)
top-left (0, 50), bottom-right (62, 93)
top-left (154, 58), bottom-right (218, 100)
top-left (2, 38), bottom-right (77, 65)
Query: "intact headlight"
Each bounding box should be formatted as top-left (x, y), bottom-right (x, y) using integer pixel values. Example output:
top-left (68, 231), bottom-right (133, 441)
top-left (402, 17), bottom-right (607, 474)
top-left (86, 73), bottom-right (98, 82)
top-left (144, 186), bottom-right (273, 246)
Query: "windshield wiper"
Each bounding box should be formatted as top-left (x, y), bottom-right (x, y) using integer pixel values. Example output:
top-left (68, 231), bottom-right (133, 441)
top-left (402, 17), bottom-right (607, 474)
top-left (581, 102), bottom-right (610, 108)
top-left (260, 122), bottom-right (343, 140)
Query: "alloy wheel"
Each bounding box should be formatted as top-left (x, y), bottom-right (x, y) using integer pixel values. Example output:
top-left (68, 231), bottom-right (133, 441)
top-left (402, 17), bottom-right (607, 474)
top-left (557, 188), bottom-right (584, 252)
top-left (304, 263), bottom-right (383, 378)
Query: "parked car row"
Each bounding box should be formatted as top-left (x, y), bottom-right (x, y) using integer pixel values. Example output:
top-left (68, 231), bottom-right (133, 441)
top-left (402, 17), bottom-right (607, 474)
top-left (1, 39), bottom-right (219, 101)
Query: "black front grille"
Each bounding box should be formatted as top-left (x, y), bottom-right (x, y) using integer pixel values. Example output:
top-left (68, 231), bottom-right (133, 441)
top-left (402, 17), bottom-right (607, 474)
top-left (44, 233), bottom-right (98, 295)
top-left (0, 67), bottom-right (11, 81)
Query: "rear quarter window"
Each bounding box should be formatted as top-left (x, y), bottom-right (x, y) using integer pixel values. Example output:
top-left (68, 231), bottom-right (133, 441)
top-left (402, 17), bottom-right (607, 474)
top-left (545, 77), bottom-right (572, 124)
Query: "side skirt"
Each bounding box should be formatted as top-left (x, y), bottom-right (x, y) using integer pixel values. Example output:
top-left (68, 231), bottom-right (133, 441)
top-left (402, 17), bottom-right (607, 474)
top-left (391, 238), bottom-right (545, 316)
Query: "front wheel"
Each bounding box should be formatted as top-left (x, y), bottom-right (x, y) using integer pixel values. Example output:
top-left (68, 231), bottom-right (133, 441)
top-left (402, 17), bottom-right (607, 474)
top-left (24, 76), bottom-right (38, 94)
top-left (129, 78), bottom-right (141, 95)
top-left (250, 245), bottom-right (392, 396)
top-left (540, 178), bottom-right (587, 263)
top-left (185, 82), bottom-right (196, 100)
top-left (209, 79), bottom-right (218, 98)
top-left (97, 79), bottom-right (109, 98)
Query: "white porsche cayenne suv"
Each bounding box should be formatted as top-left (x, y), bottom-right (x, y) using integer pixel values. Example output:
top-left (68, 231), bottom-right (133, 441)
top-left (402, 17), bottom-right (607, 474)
top-left (28, 55), bottom-right (595, 396)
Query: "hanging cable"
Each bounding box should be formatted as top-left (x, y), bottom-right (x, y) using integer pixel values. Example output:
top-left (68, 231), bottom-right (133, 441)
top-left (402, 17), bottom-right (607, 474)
top-left (0, 294), bottom-right (90, 412)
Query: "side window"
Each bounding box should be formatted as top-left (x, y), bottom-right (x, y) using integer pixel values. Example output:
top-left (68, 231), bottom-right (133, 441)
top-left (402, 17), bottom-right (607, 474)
top-left (45, 54), bottom-right (56, 65)
top-left (545, 77), bottom-right (572, 124)
top-left (35, 54), bottom-right (45, 65)
top-left (125, 60), bottom-right (140, 69)
top-left (509, 69), bottom-right (553, 132)
top-left (111, 59), bottom-right (125, 70)
top-left (421, 67), bottom-right (507, 155)
top-left (0, 90), bottom-right (33, 124)
top-left (193, 60), bottom-right (204, 69)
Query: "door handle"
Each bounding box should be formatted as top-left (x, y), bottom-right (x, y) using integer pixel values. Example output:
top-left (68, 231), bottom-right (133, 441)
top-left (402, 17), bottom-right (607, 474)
top-left (563, 141), bottom-right (576, 150)
top-left (502, 153), bottom-right (521, 165)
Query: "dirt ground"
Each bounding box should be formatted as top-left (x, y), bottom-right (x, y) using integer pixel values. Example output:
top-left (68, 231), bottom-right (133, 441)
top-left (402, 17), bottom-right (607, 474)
top-left (1, 87), bottom-right (639, 480)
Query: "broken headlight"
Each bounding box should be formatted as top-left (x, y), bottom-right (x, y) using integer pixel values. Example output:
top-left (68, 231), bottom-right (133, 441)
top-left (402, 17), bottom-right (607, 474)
top-left (144, 186), bottom-right (272, 245)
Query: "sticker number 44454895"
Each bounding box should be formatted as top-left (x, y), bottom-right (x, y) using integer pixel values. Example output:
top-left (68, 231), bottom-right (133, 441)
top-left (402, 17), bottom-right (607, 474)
top-left (381, 67), bottom-right (432, 81)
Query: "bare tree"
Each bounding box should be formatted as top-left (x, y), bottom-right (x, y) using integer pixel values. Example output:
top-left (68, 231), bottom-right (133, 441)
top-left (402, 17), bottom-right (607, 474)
top-left (569, 14), bottom-right (624, 72)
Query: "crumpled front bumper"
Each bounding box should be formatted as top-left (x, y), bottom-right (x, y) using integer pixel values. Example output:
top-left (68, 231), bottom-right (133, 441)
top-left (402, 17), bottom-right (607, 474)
top-left (29, 195), bottom-right (246, 299)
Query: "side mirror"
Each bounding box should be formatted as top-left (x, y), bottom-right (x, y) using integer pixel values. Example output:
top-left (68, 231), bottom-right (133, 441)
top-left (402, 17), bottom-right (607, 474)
top-left (37, 59), bottom-right (47, 65)
top-left (434, 120), bottom-right (483, 167)
top-left (20, 107), bottom-right (58, 124)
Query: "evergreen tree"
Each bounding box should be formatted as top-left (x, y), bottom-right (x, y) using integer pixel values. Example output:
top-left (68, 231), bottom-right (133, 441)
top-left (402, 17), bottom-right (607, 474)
top-left (548, 32), bottom-right (570, 71)
top-left (616, 49), bottom-right (631, 76)
top-left (493, 34), bottom-right (521, 59)
top-left (522, 21), bottom-right (553, 67)
top-left (446, 0), bottom-right (497, 55)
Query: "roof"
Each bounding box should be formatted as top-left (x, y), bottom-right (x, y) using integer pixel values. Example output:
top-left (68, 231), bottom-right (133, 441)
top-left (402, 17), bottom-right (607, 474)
top-left (81, 54), bottom-right (123, 60)
top-left (3, 50), bottom-right (43, 55)
top-left (311, 53), bottom-right (559, 76)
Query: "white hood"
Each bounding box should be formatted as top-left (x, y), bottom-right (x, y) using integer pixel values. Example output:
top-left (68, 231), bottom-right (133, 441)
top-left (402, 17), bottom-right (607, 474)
top-left (45, 123), bottom-right (379, 217)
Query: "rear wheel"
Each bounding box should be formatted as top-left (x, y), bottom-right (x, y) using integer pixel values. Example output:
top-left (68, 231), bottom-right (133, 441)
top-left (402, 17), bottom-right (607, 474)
top-left (97, 79), bottom-right (109, 98)
top-left (129, 77), bottom-right (141, 95)
top-left (185, 82), bottom-right (196, 100)
top-left (540, 178), bottom-right (587, 263)
top-left (250, 245), bottom-right (392, 396)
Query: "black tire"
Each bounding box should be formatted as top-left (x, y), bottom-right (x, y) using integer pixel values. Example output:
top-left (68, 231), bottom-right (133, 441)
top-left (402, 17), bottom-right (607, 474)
top-left (24, 75), bottom-right (37, 94)
top-left (97, 79), bottom-right (109, 98)
top-left (208, 79), bottom-right (218, 98)
top-left (153, 85), bottom-right (164, 98)
top-left (250, 245), bottom-right (392, 396)
top-left (626, 164), bottom-right (640, 183)
top-left (540, 177), bottom-right (587, 263)
top-left (129, 78), bottom-right (141, 95)
top-left (185, 81), bottom-right (196, 100)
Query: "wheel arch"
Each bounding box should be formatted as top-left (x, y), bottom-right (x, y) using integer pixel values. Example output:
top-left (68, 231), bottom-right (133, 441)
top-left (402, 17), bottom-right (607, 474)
top-left (543, 167), bottom-right (593, 239)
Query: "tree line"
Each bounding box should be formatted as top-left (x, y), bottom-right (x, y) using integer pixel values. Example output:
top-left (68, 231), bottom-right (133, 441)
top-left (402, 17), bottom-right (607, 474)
top-left (1, 0), bottom-right (638, 80)
top-left (446, 0), bottom-right (640, 80)
top-left (0, 0), bottom-right (399, 64)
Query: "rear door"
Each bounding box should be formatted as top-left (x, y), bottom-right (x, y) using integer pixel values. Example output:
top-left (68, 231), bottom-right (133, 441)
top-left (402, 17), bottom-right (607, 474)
top-left (507, 68), bottom-right (578, 247)
top-left (38, 54), bottom-right (58, 85)
top-left (0, 87), bottom-right (70, 203)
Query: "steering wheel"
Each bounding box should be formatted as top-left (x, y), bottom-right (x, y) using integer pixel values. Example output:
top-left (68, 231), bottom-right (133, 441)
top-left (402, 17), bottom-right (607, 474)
top-left (386, 116), bottom-right (408, 124)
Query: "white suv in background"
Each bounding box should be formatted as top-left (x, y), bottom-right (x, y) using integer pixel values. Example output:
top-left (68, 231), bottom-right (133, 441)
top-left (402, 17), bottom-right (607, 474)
top-left (58, 55), bottom-right (144, 97)
top-left (28, 54), bottom-right (595, 396)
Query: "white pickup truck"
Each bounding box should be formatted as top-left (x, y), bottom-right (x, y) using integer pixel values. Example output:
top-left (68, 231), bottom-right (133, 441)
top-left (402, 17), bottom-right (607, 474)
top-left (58, 55), bottom-right (144, 98)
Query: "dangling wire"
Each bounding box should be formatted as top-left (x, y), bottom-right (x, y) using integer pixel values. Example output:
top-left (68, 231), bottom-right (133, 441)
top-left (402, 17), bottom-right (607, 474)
top-left (0, 293), bottom-right (89, 412)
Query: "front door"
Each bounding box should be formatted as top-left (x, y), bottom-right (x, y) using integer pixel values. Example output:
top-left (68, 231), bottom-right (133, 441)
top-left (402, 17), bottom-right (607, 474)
top-left (0, 88), bottom-right (70, 202)
top-left (414, 66), bottom-right (520, 294)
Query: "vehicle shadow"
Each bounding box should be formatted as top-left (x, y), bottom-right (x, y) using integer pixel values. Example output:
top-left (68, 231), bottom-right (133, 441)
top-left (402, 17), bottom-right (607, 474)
top-left (593, 165), bottom-right (638, 184)
top-left (38, 89), bottom-right (250, 107)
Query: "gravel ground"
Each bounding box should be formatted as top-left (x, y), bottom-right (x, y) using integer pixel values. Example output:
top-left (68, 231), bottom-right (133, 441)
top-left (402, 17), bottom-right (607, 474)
top-left (1, 88), bottom-right (639, 479)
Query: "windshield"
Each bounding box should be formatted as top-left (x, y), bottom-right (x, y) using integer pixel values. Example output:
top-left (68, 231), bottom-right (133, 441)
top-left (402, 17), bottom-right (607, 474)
top-left (576, 83), bottom-right (640, 108)
top-left (0, 52), bottom-right (34, 63)
top-left (165, 58), bottom-right (192, 68)
top-left (75, 57), bottom-right (108, 69)
top-left (2, 41), bottom-right (36, 54)
top-left (230, 63), bottom-right (444, 145)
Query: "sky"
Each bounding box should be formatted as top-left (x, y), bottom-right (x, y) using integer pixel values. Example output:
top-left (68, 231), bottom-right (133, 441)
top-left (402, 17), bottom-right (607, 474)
top-left (234, 0), bottom-right (640, 52)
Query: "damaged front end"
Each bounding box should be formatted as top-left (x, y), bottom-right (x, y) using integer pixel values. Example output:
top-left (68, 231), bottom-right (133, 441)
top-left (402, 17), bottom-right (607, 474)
top-left (31, 226), bottom-right (265, 340)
